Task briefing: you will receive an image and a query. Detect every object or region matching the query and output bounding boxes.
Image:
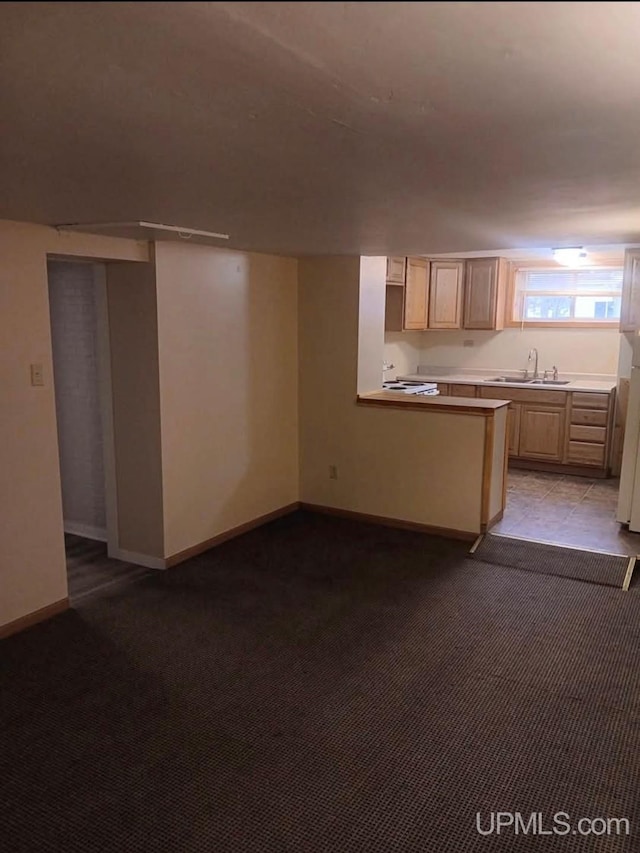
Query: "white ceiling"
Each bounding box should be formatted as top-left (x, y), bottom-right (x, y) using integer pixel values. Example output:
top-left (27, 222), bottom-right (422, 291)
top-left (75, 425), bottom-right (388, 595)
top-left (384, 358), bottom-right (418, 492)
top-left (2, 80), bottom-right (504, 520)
top-left (3, 2), bottom-right (640, 256)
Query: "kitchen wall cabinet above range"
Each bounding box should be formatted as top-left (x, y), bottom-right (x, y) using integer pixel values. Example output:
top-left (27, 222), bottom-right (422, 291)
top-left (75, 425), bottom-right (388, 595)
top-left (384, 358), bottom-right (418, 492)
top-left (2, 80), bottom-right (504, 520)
top-left (386, 256), bottom-right (407, 285)
top-left (385, 257), bottom-right (465, 332)
top-left (385, 257), bottom-right (430, 331)
top-left (384, 255), bottom-right (506, 332)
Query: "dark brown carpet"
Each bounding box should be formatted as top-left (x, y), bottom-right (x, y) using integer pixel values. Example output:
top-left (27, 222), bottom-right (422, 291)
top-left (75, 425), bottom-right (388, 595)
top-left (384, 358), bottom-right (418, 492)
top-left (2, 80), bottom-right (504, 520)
top-left (1, 511), bottom-right (639, 852)
top-left (471, 533), bottom-right (630, 588)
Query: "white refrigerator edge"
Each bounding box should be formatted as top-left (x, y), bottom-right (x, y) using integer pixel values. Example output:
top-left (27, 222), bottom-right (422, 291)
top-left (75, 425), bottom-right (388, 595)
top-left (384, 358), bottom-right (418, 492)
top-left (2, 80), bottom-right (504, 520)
top-left (617, 336), bottom-right (640, 528)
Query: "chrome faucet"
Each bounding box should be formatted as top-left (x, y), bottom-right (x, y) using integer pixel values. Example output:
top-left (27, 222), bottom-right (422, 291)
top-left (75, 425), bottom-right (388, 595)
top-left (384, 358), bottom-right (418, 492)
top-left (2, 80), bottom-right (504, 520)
top-left (543, 365), bottom-right (559, 381)
top-left (527, 348), bottom-right (539, 380)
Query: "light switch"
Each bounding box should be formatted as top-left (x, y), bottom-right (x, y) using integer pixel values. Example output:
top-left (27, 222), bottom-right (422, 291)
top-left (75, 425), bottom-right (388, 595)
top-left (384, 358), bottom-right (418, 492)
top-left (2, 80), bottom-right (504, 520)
top-left (30, 363), bottom-right (44, 386)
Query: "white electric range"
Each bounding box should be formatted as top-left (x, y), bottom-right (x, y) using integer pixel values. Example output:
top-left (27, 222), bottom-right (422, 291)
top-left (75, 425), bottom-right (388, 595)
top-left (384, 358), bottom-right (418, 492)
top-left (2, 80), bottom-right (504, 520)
top-left (382, 380), bottom-right (439, 396)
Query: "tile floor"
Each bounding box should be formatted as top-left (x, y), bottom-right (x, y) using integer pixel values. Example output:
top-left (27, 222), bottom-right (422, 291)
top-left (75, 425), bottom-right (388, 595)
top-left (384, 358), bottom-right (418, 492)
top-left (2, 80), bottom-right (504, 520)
top-left (493, 469), bottom-right (640, 556)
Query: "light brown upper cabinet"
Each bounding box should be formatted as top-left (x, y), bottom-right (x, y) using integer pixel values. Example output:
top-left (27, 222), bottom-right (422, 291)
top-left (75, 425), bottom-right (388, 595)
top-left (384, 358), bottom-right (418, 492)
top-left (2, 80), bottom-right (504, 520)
top-left (620, 249), bottom-right (640, 332)
top-left (403, 257), bottom-right (430, 330)
top-left (386, 256), bottom-right (406, 285)
top-left (384, 257), bottom-right (430, 332)
top-left (463, 257), bottom-right (508, 330)
top-left (428, 261), bottom-right (464, 329)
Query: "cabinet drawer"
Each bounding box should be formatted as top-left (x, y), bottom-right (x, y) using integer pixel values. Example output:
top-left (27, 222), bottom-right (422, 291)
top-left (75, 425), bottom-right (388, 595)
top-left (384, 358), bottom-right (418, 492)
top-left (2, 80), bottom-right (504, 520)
top-left (449, 383), bottom-right (477, 397)
top-left (569, 425), bottom-right (606, 444)
top-left (479, 386), bottom-right (567, 405)
top-left (570, 408), bottom-right (608, 427)
top-left (567, 441), bottom-right (606, 466)
top-left (436, 383), bottom-right (450, 395)
top-left (571, 392), bottom-right (610, 410)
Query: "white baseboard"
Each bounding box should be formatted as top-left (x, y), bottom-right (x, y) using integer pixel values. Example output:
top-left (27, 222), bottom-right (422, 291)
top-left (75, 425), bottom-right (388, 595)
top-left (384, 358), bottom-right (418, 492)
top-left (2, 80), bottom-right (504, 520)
top-left (108, 547), bottom-right (166, 571)
top-left (64, 522), bottom-right (107, 542)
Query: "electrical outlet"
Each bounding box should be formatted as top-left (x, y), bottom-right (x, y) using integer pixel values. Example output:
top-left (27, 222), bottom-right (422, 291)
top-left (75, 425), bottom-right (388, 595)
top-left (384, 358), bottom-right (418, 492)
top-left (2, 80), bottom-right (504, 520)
top-left (328, 465), bottom-right (338, 480)
top-left (30, 363), bottom-right (44, 386)
top-left (463, 339), bottom-right (474, 348)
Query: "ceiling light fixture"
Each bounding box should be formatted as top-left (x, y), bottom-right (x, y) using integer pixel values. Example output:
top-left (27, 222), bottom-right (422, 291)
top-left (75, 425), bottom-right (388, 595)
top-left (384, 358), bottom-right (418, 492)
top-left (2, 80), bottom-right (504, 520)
top-left (552, 247), bottom-right (588, 266)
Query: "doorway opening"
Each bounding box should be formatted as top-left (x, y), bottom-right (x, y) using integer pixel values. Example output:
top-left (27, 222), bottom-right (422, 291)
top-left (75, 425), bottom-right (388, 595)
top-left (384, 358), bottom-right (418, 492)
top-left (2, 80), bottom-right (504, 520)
top-left (494, 468), bottom-right (640, 556)
top-left (47, 259), bottom-right (150, 601)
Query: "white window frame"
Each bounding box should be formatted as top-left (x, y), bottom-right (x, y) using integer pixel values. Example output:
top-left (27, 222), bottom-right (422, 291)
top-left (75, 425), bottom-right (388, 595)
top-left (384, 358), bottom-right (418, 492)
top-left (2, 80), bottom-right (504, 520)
top-left (508, 260), bottom-right (622, 328)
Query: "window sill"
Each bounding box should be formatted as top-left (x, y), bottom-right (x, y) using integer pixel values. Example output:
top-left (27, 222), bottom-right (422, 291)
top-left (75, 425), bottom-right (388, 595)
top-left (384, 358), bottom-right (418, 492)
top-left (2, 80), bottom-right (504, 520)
top-left (506, 320), bottom-right (619, 329)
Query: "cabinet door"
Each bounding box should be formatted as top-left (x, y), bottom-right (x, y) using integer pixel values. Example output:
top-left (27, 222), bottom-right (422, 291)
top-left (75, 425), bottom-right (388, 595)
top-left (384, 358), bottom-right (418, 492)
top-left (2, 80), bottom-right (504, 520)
top-left (620, 249), bottom-right (640, 331)
top-left (404, 258), bottom-right (429, 330)
top-left (386, 257), bottom-right (406, 285)
top-left (449, 383), bottom-right (477, 397)
top-left (428, 261), bottom-right (464, 328)
top-left (463, 258), bottom-right (506, 330)
top-left (508, 403), bottom-right (521, 456)
top-left (519, 405), bottom-right (566, 461)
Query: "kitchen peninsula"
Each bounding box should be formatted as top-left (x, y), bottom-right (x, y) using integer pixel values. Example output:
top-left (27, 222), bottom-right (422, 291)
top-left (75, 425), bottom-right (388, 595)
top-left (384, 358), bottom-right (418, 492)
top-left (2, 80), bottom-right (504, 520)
top-left (396, 369), bottom-right (617, 476)
top-left (356, 389), bottom-right (510, 536)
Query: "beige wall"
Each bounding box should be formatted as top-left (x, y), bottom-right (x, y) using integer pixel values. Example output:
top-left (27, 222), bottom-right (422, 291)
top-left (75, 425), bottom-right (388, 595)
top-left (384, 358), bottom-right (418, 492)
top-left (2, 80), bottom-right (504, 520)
top-left (107, 260), bottom-right (164, 558)
top-left (4, 215), bottom-right (517, 631)
top-left (154, 242), bottom-right (299, 558)
top-left (416, 327), bottom-right (620, 376)
top-left (383, 332), bottom-right (421, 379)
top-left (299, 257), bottom-right (492, 534)
top-left (0, 220), bottom-right (147, 630)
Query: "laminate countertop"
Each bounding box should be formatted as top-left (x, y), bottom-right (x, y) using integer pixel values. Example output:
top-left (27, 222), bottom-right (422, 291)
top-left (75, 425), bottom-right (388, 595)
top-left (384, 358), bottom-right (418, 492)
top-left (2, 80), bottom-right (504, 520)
top-left (398, 373), bottom-right (617, 394)
top-left (358, 391), bottom-right (510, 416)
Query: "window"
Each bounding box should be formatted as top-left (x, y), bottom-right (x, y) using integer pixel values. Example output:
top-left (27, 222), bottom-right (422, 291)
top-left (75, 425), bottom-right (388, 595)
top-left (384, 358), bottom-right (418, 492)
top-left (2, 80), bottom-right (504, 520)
top-left (512, 265), bottom-right (622, 325)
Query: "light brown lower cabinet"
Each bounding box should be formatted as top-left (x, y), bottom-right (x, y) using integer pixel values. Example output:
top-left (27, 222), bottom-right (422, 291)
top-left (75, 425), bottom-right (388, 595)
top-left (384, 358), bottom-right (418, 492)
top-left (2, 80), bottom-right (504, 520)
top-left (569, 424), bottom-right (606, 443)
top-left (508, 404), bottom-right (521, 456)
top-left (459, 384), bottom-right (614, 473)
top-left (449, 383), bottom-right (477, 397)
top-left (518, 405), bottom-right (566, 461)
top-left (435, 382), bottom-right (477, 396)
top-left (567, 394), bottom-right (612, 467)
top-left (570, 408), bottom-right (608, 427)
top-left (567, 441), bottom-right (606, 466)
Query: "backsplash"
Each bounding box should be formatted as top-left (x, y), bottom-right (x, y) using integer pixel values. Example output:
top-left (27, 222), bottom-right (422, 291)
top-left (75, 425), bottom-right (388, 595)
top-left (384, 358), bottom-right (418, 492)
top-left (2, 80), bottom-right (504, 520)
top-left (413, 327), bottom-right (620, 377)
top-left (383, 332), bottom-right (421, 378)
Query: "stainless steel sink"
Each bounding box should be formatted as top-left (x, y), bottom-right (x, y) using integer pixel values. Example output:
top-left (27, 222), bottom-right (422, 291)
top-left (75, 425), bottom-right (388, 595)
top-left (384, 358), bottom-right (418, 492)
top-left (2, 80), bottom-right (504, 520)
top-left (484, 376), bottom-right (570, 386)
